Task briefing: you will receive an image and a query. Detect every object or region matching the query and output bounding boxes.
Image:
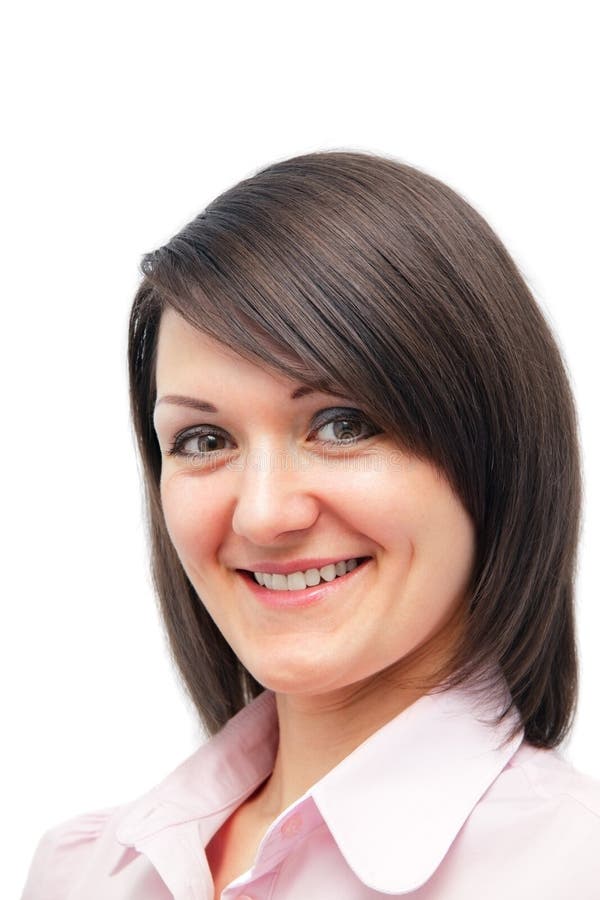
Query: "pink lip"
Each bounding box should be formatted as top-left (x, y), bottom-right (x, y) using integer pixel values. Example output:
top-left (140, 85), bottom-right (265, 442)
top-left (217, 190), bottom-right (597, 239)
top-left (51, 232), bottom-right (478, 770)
top-left (236, 556), bottom-right (370, 576)
top-left (238, 557), bottom-right (372, 609)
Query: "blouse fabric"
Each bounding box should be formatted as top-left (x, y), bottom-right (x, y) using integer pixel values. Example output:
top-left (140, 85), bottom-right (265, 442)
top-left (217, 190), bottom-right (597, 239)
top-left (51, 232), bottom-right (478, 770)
top-left (21, 675), bottom-right (600, 899)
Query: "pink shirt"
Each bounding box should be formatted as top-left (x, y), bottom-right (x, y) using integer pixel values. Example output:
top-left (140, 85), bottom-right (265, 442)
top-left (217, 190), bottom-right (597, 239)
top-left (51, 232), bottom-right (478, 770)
top-left (21, 676), bottom-right (600, 899)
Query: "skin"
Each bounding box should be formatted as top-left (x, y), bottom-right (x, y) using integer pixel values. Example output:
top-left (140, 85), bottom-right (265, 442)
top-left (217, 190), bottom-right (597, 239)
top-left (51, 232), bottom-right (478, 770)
top-left (152, 307), bottom-right (476, 825)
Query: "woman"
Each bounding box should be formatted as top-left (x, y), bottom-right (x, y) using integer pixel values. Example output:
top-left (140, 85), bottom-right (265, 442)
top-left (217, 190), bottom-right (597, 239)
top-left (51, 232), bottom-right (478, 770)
top-left (22, 150), bottom-right (600, 898)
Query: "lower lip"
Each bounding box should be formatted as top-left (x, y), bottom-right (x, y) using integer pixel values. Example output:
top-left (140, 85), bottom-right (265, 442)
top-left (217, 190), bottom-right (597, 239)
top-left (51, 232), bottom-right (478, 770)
top-left (237, 558), bottom-right (372, 609)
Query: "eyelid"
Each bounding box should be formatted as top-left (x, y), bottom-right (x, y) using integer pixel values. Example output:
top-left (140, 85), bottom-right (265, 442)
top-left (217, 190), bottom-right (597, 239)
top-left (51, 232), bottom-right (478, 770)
top-left (312, 405), bottom-right (362, 418)
top-left (309, 406), bottom-right (373, 431)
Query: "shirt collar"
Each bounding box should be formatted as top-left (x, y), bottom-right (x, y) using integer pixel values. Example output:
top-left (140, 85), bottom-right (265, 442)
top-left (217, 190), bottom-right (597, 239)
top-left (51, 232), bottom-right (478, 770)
top-left (311, 675), bottom-right (524, 892)
top-left (116, 669), bottom-right (524, 894)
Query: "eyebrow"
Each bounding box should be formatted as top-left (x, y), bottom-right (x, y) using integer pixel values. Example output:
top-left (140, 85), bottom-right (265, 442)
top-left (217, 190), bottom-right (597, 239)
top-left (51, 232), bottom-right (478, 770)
top-left (154, 385), bottom-right (334, 414)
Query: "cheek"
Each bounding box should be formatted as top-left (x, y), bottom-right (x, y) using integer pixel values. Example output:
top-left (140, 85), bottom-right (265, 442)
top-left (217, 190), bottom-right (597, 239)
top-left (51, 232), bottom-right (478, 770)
top-left (343, 463), bottom-right (418, 547)
top-left (359, 461), bottom-right (476, 613)
top-left (160, 475), bottom-right (226, 569)
top-left (398, 488), bottom-right (476, 628)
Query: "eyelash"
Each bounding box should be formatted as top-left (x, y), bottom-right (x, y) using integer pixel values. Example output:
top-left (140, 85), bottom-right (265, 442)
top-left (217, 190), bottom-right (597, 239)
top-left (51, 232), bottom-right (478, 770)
top-left (166, 408), bottom-right (381, 462)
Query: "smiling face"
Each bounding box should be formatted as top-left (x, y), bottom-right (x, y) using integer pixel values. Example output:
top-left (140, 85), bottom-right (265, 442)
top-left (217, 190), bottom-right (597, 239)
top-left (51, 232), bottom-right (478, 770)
top-left (152, 308), bottom-right (476, 698)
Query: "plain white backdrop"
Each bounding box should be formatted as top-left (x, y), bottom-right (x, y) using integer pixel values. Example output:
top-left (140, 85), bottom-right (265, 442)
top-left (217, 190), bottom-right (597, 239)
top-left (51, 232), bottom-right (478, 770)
top-left (4, 2), bottom-right (598, 895)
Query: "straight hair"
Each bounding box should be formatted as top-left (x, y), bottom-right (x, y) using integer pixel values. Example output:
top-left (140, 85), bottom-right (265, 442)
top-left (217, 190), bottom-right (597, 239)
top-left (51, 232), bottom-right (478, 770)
top-left (128, 150), bottom-right (581, 747)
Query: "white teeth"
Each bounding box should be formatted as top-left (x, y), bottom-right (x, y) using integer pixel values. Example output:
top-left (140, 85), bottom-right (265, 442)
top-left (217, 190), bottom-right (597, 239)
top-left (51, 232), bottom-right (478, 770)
top-left (319, 564), bottom-right (337, 582)
top-left (252, 557), bottom-right (364, 591)
top-left (304, 568), bottom-right (321, 587)
top-left (287, 571), bottom-right (307, 591)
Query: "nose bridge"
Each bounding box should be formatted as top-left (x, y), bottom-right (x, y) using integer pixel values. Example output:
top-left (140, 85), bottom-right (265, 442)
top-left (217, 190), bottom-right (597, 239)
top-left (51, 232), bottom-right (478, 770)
top-left (231, 442), bottom-right (320, 541)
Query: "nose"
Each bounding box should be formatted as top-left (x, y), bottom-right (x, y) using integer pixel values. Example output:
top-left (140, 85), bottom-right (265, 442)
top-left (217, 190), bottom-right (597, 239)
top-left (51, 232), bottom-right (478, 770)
top-left (230, 445), bottom-right (320, 545)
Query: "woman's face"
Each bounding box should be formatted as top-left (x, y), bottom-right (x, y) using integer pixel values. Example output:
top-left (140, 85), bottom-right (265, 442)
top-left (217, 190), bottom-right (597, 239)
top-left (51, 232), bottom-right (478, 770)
top-left (153, 308), bottom-right (476, 697)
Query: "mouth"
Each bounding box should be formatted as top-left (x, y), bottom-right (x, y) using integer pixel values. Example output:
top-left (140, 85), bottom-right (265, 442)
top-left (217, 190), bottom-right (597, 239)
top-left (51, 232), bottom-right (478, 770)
top-left (236, 556), bottom-right (373, 609)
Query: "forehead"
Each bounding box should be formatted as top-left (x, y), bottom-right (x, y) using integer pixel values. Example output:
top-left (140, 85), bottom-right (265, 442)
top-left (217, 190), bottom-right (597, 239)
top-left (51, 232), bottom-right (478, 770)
top-left (157, 308), bottom-right (242, 365)
top-left (155, 308), bottom-right (307, 395)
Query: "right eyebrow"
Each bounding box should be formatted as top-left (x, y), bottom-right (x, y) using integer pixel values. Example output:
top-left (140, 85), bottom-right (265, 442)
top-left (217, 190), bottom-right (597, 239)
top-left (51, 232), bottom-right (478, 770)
top-left (154, 395), bottom-right (219, 413)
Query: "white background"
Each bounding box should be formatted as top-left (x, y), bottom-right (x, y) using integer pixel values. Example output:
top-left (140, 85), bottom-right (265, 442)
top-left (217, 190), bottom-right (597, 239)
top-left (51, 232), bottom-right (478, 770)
top-left (4, 2), bottom-right (598, 895)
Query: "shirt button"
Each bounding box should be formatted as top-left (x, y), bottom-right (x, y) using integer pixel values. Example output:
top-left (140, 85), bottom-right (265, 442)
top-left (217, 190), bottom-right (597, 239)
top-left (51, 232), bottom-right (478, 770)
top-left (280, 811), bottom-right (303, 837)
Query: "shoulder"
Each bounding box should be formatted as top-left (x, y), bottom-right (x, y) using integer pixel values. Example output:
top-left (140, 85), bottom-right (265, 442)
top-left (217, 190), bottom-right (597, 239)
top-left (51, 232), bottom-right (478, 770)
top-left (465, 741), bottom-right (600, 893)
top-left (427, 741), bottom-right (600, 898)
top-left (21, 806), bottom-right (124, 900)
top-left (506, 741), bottom-right (600, 820)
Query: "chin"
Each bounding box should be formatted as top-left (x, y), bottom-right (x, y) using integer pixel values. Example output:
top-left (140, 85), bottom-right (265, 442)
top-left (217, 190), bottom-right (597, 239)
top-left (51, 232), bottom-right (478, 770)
top-left (242, 656), bottom-right (334, 694)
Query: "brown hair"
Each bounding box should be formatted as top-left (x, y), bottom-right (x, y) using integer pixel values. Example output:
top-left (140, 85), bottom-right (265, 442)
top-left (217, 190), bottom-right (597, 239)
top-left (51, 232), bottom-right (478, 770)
top-left (128, 150), bottom-right (581, 747)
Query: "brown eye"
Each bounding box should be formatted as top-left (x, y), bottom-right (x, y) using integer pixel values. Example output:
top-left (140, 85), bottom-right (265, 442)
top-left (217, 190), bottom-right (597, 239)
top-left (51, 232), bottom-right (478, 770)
top-left (167, 428), bottom-right (233, 459)
top-left (310, 409), bottom-right (381, 446)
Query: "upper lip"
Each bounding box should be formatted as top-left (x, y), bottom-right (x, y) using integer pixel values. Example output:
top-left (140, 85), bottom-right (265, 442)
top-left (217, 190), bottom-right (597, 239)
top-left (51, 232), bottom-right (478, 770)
top-left (236, 556), bottom-right (369, 575)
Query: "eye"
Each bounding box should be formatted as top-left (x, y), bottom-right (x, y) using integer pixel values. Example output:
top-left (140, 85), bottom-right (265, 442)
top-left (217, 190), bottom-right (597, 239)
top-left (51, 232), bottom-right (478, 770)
top-left (308, 408), bottom-right (381, 447)
top-left (167, 427), bottom-right (232, 460)
top-left (165, 407), bottom-right (382, 463)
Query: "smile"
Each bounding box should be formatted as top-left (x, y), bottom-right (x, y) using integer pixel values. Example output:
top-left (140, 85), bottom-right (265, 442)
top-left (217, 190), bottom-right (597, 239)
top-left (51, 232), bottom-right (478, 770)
top-left (253, 556), bottom-right (368, 590)
top-left (237, 557), bottom-right (372, 609)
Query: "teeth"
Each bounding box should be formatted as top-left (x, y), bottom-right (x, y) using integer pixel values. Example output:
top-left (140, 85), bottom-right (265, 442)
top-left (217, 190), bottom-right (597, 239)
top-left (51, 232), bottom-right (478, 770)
top-left (287, 571), bottom-right (308, 590)
top-left (320, 564), bottom-right (337, 582)
top-left (253, 557), bottom-right (364, 591)
top-left (304, 568), bottom-right (321, 587)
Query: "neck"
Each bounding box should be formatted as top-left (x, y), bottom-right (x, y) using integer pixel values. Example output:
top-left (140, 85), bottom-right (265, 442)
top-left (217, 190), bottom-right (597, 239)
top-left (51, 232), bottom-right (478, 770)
top-left (251, 645), bottom-right (454, 821)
